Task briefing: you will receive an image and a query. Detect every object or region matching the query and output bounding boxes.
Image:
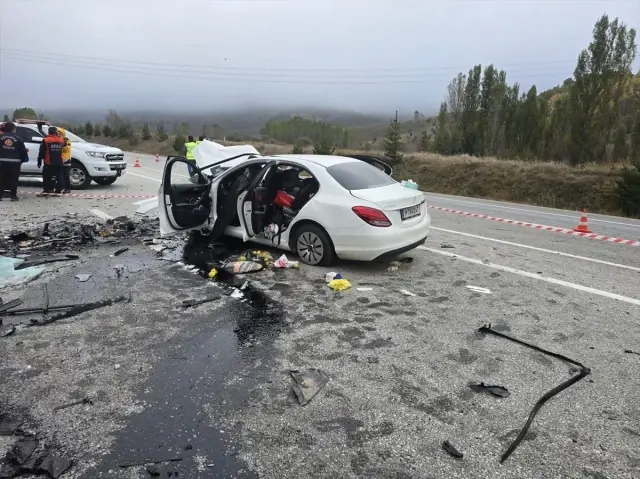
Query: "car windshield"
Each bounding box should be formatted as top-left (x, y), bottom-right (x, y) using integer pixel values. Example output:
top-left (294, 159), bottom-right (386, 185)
top-left (62, 129), bottom-right (87, 143)
top-left (326, 162), bottom-right (396, 190)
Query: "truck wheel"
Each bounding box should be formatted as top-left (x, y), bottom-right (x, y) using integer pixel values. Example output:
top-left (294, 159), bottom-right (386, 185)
top-left (69, 161), bottom-right (92, 189)
top-left (94, 177), bottom-right (118, 186)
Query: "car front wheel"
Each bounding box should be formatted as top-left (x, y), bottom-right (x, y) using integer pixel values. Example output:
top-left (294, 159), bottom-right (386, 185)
top-left (69, 161), bottom-right (92, 189)
top-left (292, 224), bottom-right (335, 266)
top-left (93, 177), bottom-right (118, 186)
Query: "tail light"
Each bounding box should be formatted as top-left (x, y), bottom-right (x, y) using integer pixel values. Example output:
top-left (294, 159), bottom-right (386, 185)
top-left (352, 206), bottom-right (391, 227)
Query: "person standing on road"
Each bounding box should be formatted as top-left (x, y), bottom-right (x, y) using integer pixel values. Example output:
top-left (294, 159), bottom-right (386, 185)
top-left (57, 127), bottom-right (72, 194)
top-left (0, 122), bottom-right (29, 201)
top-left (184, 135), bottom-right (198, 178)
top-left (197, 135), bottom-right (204, 145)
top-left (37, 126), bottom-right (65, 196)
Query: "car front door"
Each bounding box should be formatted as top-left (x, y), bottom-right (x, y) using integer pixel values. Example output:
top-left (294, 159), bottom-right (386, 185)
top-left (158, 157), bottom-right (213, 236)
top-left (15, 126), bottom-right (42, 169)
top-left (237, 162), bottom-right (277, 241)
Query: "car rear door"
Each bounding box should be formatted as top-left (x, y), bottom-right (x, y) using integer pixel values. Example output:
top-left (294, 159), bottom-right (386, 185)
top-left (158, 157), bottom-right (213, 236)
top-left (237, 161), bottom-right (277, 241)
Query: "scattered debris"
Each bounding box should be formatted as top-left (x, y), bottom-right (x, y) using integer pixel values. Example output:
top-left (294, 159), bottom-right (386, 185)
top-left (7, 437), bottom-right (38, 465)
top-left (229, 289), bottom-right (244, 299)
top-left (356, 287), bottom-right (373, 292)
top-left (624, 349), bottom-right (640, 356)
top-left (0, 414), bottom-right (22, 436)
top-left (146, 464), bottom-right (161, 476)
top-left (15, 255), bottom-right (78, 269)
top-left (325, 272), bottom-right (342, 282)
top-left (478, 324), bottom-right (591, 463)
top-left (29, 294), bottom-right (132, 327)
top-left (469, 382), bottom-right (511, 398)
top-left (273, 254), bottom-right (299, 269)
top-left (442, 440), bottom-right (463, 459)
top-left (207, 268), bottom-right (218, 279)
top-left (466, 285), bottom-right (491, 294)
top-left (399, 289), bottom-right (416, 297)
top-left (181, 294), bottom-right (222, 308)
top-left (75, 274), bottom-right (91, 282)
top-left (0, 256), bottom-right (45, 289)
top-left (0, 299), bottom-right (23, 313)
top-left (112, 247), bottom-right (129, 257)
top-left (0, 326), bottom-right (16, 338)
top-left (441, 243), bottom-right (455, 249)
top-left (119, 457), bottom-right (183, 468)
top-left (290, 369), bottom-right (329, 406)
top-left (221, 261), bottom-right (264, 274)
top-left (113, 264), bottom-right (125, 278)
top-left (401, 179), bottom-right (419, 189)
top-left (327, 279), bottom-right (351, 291)
top-left (0, 434), bottom-right (73, 479)
top-left (53, 397), bottom-right (92, 412)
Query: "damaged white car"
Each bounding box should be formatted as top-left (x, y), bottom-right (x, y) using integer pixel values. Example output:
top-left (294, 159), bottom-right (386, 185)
top-left (156, 141), bottom-right (431, 266)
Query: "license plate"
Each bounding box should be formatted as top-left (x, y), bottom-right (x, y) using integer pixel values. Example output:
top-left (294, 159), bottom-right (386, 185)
top-left (401, 204), bottom-right (421, 220)
top-left (111, 164), bottom-right (126, 170)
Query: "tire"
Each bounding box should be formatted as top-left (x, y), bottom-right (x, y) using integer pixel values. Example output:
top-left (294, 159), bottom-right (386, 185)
top-left (93, 177), bottom-right (118, 186)
top-left (292, 224), bottom-right (335, 266)
top-left (69, 161), bottom-right (92, 189)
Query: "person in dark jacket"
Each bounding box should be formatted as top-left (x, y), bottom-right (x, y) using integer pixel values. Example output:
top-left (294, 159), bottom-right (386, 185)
top-left (37, 126), bottom-right (65, 196)
top-left (0, 122), bottom-right (29, 201)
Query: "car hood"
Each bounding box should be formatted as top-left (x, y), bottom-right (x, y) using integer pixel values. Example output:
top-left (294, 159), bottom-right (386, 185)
top-left (194, 140), bottom-right (259, 172)
top-left (75, 142), bottom-right (123, 154)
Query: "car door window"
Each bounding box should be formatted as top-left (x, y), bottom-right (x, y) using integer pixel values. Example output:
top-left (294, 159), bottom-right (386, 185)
top-left (16, 127), bottom-right (41, 143)
top-left (163, 158), bottom-right (211, 230)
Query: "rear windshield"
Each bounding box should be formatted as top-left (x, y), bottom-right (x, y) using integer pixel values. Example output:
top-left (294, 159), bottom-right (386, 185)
top-left (327, 162), bottom-right (396, 190)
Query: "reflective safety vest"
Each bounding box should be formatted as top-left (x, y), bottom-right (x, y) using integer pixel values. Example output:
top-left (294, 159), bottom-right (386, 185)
top-left (57, 128), bottom-right (72, 163)
top-left (185, 141), bottom-right (197, 161)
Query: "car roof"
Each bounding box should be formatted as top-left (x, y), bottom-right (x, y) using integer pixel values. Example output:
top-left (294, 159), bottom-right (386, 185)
top-left (268, 154), bottom-right (359, 168)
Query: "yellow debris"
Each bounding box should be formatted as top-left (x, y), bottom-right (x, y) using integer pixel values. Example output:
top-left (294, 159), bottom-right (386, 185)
top-left (327, 279), bottom-right (351, 291)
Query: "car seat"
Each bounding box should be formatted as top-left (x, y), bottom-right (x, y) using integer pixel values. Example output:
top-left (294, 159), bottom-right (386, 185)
top-left (290, 178), bottom-right (319, 211)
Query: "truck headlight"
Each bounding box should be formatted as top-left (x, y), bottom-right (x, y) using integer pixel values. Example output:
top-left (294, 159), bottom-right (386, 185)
top-left (86, 151), bottom-right (106, 158)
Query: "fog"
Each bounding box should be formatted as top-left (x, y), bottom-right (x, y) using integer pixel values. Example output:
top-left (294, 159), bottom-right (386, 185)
top-left (1, 0), bottom-right (638, 115)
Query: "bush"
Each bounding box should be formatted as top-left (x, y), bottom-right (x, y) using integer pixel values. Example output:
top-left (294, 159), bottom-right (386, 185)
top-left (312, 139), bottom-right (335, 155)
top-left (614, 160), bottom-right (640, 217)
top-left (128, 134), bottom-right (140, 147)
top-left (291, 143), bottom-right (303, 154)
top-left (226, 133), bottom-right (243, 142)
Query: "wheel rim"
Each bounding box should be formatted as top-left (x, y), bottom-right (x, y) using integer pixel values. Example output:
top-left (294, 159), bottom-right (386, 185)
top-left (70, 167), bottom-right (86, 186)
top-left (297, 231), bottom-right (324, 265)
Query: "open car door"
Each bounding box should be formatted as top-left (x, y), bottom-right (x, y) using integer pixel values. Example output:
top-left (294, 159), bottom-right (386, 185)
top-left (158, 157), bottom-right (213, 236)
top-left (346, 154), bottom-right (394, 177)
top-left (237, 162), bottom-right (277, 242)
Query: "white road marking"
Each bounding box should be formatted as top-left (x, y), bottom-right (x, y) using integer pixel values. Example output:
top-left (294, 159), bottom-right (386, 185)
top-left (90, 208), bottom-right (114, 220)
top-left (419, 246), bottom-right (640, 307)
top-left (126, 171), bottom-right (162, 183)
top-left (426, 195), bottom-right (640, 228)
top-left (430, 226), bottom-right (640, 272)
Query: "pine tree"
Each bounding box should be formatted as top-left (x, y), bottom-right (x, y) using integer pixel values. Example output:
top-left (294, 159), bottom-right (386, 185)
top-left (142, 123), bottom-right (152, 140)
top-left (173, 134), bottom-right (186, 153)
top-left (418, 130), bottom-right (430, 152)
top-left (156, 121), bottom-right (168, 142)
top-left (383, 111), bottom-right (403, 164)
top-left (102, 125), bottom-right (112, 137)
top-left (84, 121), bottom-right (94, 137)
top-left (94, 124), bottom-right (102, 136)
top-left (2, 114), bottom-right (9, 122)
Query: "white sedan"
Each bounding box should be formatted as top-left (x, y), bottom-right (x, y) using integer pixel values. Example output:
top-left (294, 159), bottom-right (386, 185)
top-left (157, 141), bottom-right (431, 266)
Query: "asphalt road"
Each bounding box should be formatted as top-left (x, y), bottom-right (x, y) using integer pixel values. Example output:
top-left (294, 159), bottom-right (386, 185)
top-left (1, 151), bottom-right (638, 478)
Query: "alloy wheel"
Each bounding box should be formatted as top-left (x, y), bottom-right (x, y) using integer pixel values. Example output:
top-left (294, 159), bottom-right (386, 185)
top-left (296, 231), bottom-right (324, 265)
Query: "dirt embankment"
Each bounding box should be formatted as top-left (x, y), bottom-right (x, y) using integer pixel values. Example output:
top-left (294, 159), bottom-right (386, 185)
top-left (96, 137), bottom-right (622, 215)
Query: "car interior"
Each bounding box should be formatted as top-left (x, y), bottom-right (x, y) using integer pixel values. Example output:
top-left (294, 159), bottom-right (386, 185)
top-left (212, 163), bottom-right (319, 242)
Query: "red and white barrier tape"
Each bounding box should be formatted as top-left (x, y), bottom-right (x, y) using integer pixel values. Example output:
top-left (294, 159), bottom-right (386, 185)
top-left (18, 191), bottom-right (157, 199)
top-left (427, 205), bottom-right (640, 247)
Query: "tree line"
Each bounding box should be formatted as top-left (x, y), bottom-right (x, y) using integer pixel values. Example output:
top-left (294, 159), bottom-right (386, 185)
top-left (261, 116), bottom-right (350, 149)
top-left (425, 14), bottom-right (639, 165)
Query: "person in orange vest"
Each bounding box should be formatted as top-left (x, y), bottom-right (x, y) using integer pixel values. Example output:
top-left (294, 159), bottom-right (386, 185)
top-left (37, 127), bottom-right (65, 196)
top-left (57, 127), bottom-right (72, 193)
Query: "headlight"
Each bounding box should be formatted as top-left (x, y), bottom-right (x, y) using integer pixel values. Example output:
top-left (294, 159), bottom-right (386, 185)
top-left (86, 151), bottom-right (106, 158)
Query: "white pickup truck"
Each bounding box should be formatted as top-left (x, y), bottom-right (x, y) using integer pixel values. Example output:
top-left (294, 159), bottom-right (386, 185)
top-left (5, 119), bottom-right (127, 189)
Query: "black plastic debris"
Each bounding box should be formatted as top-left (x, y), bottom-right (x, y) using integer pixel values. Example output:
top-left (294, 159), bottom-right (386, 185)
top-left (119, 457), bottom-right (183, 468)
top-left (290, 369), bottom-right (329, 406)
top-left (624, 349), bottom-right (640, 356)
top-left (181, 294), bottom-right (222, 308)
top-left (30, 294), bottom-right (131, 326)
top-left (442, 440), bottom-right (463, 458)
top-left (16, 255), bottom-right (78, 270)
top-left (146, 465), bottom-right (161, 476)
top-left (478, 324), bottom-right (591, 463)
top-left (441, 243), bottom-right (455, 249)
top-left (39, 455), bottom-right (73, 479)
top-left (6, 437), bottom-right (38, 465)
top-left (0, 414), bottom-right (22, 436)
top-left (0, 326), bottom-right (16, 338)
top-left (53, 397), bottom-right (92, 412)
top-left (469, 382), bottom-right (511, 398)
top-left (113, 247), bottom-right (129, 256)
top-left (0, 299), bottom-right (23, 314)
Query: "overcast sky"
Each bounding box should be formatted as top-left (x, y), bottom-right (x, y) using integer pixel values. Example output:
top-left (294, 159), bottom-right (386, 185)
top-left (1, 0), bottom-right (638, 115)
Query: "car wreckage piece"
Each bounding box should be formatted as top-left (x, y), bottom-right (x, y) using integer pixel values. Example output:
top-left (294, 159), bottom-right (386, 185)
top-left (478, 324), bottom-right (591, 463)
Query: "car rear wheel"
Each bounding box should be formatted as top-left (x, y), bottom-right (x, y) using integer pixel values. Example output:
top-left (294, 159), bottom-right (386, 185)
top-left (93, 177), bottom-right (118, 186)
top-left (69, 161), bottom-right (92, 189)
top-left (293, 224), bottom-right (335, 266)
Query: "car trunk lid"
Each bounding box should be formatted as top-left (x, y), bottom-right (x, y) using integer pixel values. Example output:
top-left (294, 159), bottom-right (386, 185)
top-left (350, 184), bottom-right (426, 227)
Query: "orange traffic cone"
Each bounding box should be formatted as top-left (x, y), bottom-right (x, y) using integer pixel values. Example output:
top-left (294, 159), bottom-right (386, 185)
top-left (574, 209), bottom-right (592, 233)
top-left (133, 157), bottom-right (141, 168)
top-left (155, 153), bottom-right (159, 162)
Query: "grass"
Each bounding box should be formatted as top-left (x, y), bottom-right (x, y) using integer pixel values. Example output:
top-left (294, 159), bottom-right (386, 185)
top-left (94, 136), bottom-right (625, 216)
